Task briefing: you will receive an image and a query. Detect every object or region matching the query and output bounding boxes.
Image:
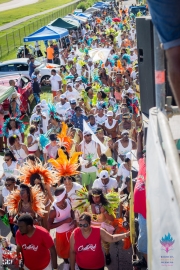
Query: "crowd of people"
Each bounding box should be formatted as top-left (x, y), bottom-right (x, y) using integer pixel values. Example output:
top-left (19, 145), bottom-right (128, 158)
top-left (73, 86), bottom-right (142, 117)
top-left (0, 2), bottom-right (148, 270)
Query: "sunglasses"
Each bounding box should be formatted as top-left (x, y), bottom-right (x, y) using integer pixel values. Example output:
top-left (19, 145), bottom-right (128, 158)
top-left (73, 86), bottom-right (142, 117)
top-left (85, 134), bottom-right (92, 137)
top-left (79, 223), bottom-right (89, 228)
top-left (4, 159), bottom-right (10, 162)
top-left (5, 183), bottom-right (12, 187)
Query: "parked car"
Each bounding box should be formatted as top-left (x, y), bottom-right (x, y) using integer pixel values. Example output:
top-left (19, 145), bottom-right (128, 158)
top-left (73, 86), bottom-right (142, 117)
top-left (0, 58), bottom-right (60, 83)
top-left (0, 74), bottom-right (33, 115)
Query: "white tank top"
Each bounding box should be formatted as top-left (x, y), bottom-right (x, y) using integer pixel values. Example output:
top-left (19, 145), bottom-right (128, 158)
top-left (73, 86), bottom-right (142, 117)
top-left (52, 199), bottom-right (74, 233)
top-left (117, 139), bottom-right (132, 164)
top-left (80, 140), bottom-right (98, 173)
top-left (27, 134), bottom-right (38, 151)
top-left (13, 145), bottom-right (28, 165)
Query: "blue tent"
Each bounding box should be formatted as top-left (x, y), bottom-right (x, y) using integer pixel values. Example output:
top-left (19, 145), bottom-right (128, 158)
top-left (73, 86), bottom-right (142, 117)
top-left (93, 4), bottom-right (108, 9)
top-left (75, 13), bottom-right (92, 19)
top-left (24, 26), bottom-right (68, 42)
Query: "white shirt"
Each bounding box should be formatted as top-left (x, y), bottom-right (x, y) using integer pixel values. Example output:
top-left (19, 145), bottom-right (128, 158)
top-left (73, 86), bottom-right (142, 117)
top-left (130, 54), bottom-right (137, 63)
top-left (92, 177), bottom-right (118, 193)
top-left (95, 114), bottom-right (107, 125)
top-left (35, 41), bottom-right (40, 51)
top-left (56, 102), bottom-right (70, 116)
top-left (2, 161), bottom-right (18, 178)
top-left (130, 71), bottom-right (137, 80)
top-left (50, 74), bottom-right (62, 91)
top-left (30, 112), bottom-right (46, 124)
top-left (64, 89), bottom-right (80, 101)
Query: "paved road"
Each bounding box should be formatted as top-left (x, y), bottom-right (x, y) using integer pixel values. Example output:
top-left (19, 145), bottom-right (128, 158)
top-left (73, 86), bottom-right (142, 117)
top-left (0, 0), bottom-right (79, 32)
top-left (0, 0), bottom-right (38, 12)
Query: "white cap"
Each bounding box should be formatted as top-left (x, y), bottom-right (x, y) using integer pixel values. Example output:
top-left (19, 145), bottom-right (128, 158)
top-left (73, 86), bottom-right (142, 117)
top-left (60, 94), bottom-right (66, 99)
top-left (75, 77), bottom-right (82, 82)
top-left (100, 170), bottom-right (109, 179)
top-left (83, 130), bottom-right (92, 136)
top-left (107, 111), bottom-right (113, 117)
top-left (125, 152), bottom-right (132, 160)
top-left (127, 88), bottom-right (134, 94)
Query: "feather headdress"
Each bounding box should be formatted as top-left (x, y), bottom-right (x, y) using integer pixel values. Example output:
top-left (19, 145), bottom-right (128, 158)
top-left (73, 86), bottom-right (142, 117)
top-left (4, 186), bottom-right (46, 217)
top-left (48, 149), bottom-right (82, 177)
top-left (57, 122), bottom-right (73, 153)
top-left (18, 160), bottom-right (58, 186)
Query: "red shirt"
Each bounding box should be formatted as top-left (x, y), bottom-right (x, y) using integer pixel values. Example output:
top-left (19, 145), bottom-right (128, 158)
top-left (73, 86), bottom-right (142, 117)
top-left (74, 227), bottom-right (105, 269)
top-left (134, 158), bottom-right (146, 219)
top-left (16, 226), bottom-right (54, 270)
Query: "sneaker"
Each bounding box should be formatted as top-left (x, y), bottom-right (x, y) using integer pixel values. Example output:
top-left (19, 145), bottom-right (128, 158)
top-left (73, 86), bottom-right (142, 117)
top-left (63, 263), bottom-right (70, 270)
top-left (132, 257), bottom-right (147, 267)
top-left (105, 253), bottom-right (112, 265)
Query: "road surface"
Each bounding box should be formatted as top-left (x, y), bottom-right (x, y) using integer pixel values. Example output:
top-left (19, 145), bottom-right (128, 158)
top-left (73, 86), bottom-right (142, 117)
top-left (0, 0), bottom-right (38, 12)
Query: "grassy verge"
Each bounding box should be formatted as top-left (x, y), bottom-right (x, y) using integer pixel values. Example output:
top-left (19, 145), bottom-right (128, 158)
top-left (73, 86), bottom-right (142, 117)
top-left (0, 0), bottom-right (78, 60)
top-left (0, 0), bottom-right (72, 26)
top-left (0, 0), bottom-right (11, 3)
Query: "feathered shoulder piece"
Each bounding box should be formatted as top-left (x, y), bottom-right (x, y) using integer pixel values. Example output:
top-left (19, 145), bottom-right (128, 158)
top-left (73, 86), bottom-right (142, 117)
top-left (72, 188), bottom-right (126, 217)
top-left (18, 160), bottom-right (58, 186)
top-left (72, 186), bottom-right (89, 213)
top-left (104, 191), bottom-right (120, 217)
top-left (48, 149), bottom-right (82, 177)
top-left (57, 122), bottom-right (73, 152)
top-left (4, 186), bottom-right (46, 217)
top-left (31, 185), bottom-right (46, 217)
top-left (4, 189), bottom-right (20, 215)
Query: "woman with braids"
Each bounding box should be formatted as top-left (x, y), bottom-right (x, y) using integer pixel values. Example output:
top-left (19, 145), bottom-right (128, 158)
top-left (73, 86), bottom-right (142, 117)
top-left (30, 173), bottom-right (52, 230)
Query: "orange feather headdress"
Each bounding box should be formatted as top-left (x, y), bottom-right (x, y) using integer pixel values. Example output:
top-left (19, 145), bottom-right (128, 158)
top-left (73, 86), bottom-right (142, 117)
top-left (18, 160), bottom-right (58, 186)
top-left (48, 148), bottom-right (82, 178)
top-left (57, 122), bottom-right (73, 153)
top-left (4, 186), bottom-right (46, 217)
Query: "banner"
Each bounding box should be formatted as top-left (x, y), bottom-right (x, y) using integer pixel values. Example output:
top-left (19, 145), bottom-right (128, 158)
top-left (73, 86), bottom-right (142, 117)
top-left (147, 112), bottom-right (180, 269)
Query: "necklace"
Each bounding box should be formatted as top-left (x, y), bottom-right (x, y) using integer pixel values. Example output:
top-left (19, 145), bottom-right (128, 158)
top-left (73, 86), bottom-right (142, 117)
top-left (22, 202), bottom-right (30, 209)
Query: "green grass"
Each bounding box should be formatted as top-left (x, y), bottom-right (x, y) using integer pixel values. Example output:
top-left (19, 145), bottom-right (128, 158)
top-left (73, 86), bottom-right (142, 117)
top-left (0, 0), bottom-right (72, 26)
top-left (0, 0), bottom-right (11, 3)
top-left (0, 0), bottom-right (78, 59)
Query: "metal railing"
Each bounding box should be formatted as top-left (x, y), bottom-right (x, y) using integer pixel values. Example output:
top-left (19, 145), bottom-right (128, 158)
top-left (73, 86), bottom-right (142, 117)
top-left (153, 26), bottom-right (180, 207)
top-left (0, 1), bottom-right (80, 59)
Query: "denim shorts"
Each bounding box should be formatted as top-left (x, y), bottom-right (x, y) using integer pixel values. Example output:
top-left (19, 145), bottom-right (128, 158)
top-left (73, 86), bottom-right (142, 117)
top-left (137, 213), bottom-right (147, 254)
top-left (148, 0), bottom-right (180, 50)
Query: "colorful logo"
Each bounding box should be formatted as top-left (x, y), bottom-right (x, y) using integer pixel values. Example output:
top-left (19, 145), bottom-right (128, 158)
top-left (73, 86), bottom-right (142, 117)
top-left (160, 233), bottom-right (175, 253)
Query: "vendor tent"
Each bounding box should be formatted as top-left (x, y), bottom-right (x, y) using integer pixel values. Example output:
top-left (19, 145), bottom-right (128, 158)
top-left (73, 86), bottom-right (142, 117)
top-left (71, 14), bottom-right (87, 23)
top-left (62, 18), bottom-right (80, 28)
top-left (75, 13), bottom-right (92, 19)
top-left (64, 15), bottom-right (83, 24)
top-left (49, 18), bottom-right (79, 30)
top-left (23, 26), bottom-right (68, 42)
top-left (0, 86), bottom-right (14, 103)
top-left (84, 7), bottom-right (100, 14)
